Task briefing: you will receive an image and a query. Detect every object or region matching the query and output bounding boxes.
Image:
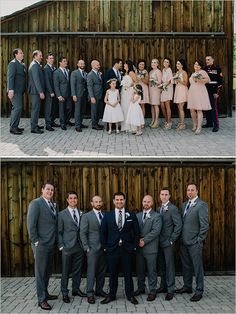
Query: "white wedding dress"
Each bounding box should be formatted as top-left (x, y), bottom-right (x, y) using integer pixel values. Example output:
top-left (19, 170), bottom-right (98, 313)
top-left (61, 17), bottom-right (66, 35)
top-left (120, 75), bottom-right (135, 132)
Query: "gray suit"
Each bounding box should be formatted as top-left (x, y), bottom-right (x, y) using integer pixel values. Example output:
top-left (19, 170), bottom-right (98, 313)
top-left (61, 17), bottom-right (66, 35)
top-left (157, 202), bottom-right (182, 293)
top-left (27, 197), bottom-right (57, 303)
top-left (58, 208), bottom-right (84, 295)
top-left (7, 58), bottom-right (26, 130)
top-left (70, 69), bottom-right (87, 128)
top-left (180, 197), bottom-right (209, 295)
top-left (136, 210), bottom-right (162, 293)
top-left (44, 64), bottom-right (57, 128)
top-left (80, 210), bottom-right (107, 296)
top-left (28, 60), bottom-right (45, 130)
top-left (53, 68), bottom-right (72, 128)
top-left (87, 70), bottom-right (104, 127)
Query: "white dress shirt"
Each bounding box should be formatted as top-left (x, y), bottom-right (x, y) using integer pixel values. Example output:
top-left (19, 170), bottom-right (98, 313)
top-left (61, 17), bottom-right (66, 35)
top-left (67, 207), bottom-right (80, 224)
top-left (115, 208), bottom-right (125, 228)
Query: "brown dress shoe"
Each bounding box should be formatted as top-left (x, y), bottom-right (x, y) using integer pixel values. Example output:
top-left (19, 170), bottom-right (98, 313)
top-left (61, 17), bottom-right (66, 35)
top-left (128, 296), bottom-right (138, 304)
top-left (147, 293), bottom-right (156, 301)
top-left (190, 294), bottom-right (202, 302)
top-left (133, 288), bottom-right (145, 296)
top-left (156, 287), bottom-right (167, 293)
top-left (87, 296), bottom-right (95, 304)
top-left (165, 293), bottom-right (174, 301)
top-left (46, 294), bottom-right (58, 300)
top-left (175, 287), bottom-right (193, 294)
top-left (38, 300), bottom-right (52, 310)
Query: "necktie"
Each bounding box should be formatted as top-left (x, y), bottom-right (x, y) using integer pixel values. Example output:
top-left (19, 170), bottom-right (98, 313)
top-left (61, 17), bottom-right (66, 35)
top-left (96, 71), bottom-right (101, 80)
top-left (118, 210), bottom-right (122, 231)
top-left (73, 209), bottom-right (78, 224)
top-left (143, 212), bottom-right (147, 222)
top-left (117, 70), bottom-right (121, 82)
top-left (184, 201), bottom-right (191, 216)
top-left (160, 205), bottom-right (165, 213)
top-left (48, 201), bottom-right (55, 215)
top-left (64, 69), bottom-right (68, 80)
top-left (81, 70), bottom-right (85, 78)
top-left (98, 211), bottom-right (103, 222)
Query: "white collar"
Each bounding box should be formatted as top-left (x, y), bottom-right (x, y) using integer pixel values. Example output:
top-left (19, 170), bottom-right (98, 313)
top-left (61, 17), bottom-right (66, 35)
top-left (115, 207), bottom-right (124, 213)
top-left (42, 196), bottom-right (52, 205)
top-left (68, 207), bottom-right (78, 212)
top-left (143, 208), bottom-right (152, 215)
top-left (162, 201), bottom-right (170, 207)
top-left (188, 196), bottom-right (198, 204)
top-left (93, 208), bottom-right (102, 214)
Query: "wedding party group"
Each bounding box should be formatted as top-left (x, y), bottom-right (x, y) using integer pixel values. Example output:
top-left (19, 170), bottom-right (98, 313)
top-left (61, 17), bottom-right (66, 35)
top-left (7, 49), bottom-right (222, 136)
top-left (27, 184), bottom-right (208, 310)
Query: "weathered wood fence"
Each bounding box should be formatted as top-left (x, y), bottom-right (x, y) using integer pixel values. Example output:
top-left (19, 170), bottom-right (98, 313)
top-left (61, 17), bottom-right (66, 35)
top-left (1, 161), bottom-right (235, 276)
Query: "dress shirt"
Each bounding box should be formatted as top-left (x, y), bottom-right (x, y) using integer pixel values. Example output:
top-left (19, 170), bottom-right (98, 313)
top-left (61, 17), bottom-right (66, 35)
top-left (184, 196), bottom-right (198, 216)
top-left (67, 207), bottom-right (80, 224)
top-left (142, 208), bottom-right (152, 220)
top-left (115, 208), bottom-right (125, 228)
top-left (93, 208), bottom-right (103, 223)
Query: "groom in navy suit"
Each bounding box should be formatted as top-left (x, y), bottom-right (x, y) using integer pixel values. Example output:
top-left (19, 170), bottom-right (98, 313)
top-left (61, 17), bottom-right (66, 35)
top-left (100, 192), bottom-right (140, 305)
top-left (104, 58), bottom-right (123, 91)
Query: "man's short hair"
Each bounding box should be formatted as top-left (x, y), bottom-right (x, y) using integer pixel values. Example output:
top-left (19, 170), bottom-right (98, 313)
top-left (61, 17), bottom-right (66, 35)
top-left (46, 52), bottom-right (54, 59)
top-left (112, 58), bottom-right (122, 66)
top-left (66, 191), bottom-right (78, 198)
top-left (41, 182), bottom-right (54, 189)
top-left (13, 48), bottom-right (21, 58)
top-left (160, 187), bottom-right (171, 193)
top-left (187, 183), bottom-right (198, 189)
top-left (32, 50), bottom-right (41, 58)
top-left (58, 56), bottom-right (67, 63)
top-left (113, 191), bottom-right (126, 199)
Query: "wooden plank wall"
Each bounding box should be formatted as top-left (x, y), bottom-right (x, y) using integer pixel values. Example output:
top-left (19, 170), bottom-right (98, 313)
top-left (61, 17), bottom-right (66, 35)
top-left (1, 161), bottom-right (235, 276)
top-left (1, 0), bottom-right (233, 117)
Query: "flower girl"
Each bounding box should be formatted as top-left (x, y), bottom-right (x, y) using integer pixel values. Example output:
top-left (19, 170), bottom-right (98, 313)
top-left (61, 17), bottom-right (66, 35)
top-left (102, 78), bottom-right (124, 134)
top-left (126, 84), bottom-right (145, 136)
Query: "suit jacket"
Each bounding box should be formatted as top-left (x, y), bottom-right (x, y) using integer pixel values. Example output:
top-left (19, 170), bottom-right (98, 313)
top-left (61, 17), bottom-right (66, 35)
top-left (58, 208), bottom-right (83, 253)
top-left (44, 64), bottom-right (56, 94)
top-left (53, 68), bottom-right (71, 98)
top-left (27, 196), bottom-right (57, 248)
top-left (80, 210), bottom-right (103, 252)
top-left (7, 59), bottom-right (26, 94)
top-left (180, 198), bottom-right (209, 246)
top-left (100, 209), bottom-right (140, 253)
top-left (136, 209), bottom-right (162, 254)
top-left (70, 69), bottom-right (87, 98)
top-left (28, 60), bottom-right (45, 94)
top-left (104, 68), bottom-right (122, 90)
top-left (87, 70), bottom-right (103, 100)
top-left (157, 202), bottom-right (182, 248)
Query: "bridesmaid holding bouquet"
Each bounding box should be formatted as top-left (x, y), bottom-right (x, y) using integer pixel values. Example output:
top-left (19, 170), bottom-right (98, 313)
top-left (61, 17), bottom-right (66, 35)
top-left (149, 59), bottom-right (162, 128)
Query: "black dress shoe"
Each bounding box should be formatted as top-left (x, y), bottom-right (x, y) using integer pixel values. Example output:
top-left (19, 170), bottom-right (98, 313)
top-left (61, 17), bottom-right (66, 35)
top-left (61, 126), bottom-right (67, 130)
top-left (75, 128), bottom-right (82, 132)
top-left (128, 296), bottom-right (138, 305)
top-left (95, 291), bottom-right (108, 298)
top-left (92, 125), bottom-right (103, 130)
top-left (38, 301), bottom-right (52, 310)
top-left (190, 294), bottom-right (202, 302)
top-left (63, 295), bottom-right (70, 303)
top-left (31, 129), bottom-right (44, 134)
top-left (100, 296), bottom-right (116, 304)
top-left (46, 127), bottom-right (55, 131)
top-left (72, 289), bottom-right (87, 297)
top-left (97, 124), bottom-right (104, 128)
top-left (37, 125), bottom-right (44, 129)
top-left (17, 127), bottom-right (24, 131)
top-left (133, 288), bottom-right (145, 296)
top-left (51, 122), bottom-right (60, 127)
top-left (212, 127), bottom-right (219, 132)
top-left (165, 293), bottom-right (174, 301)
top-left (67, 121), bottom-right (75, 126)
top-left (147, 293), bottom-right (156, 301)
top-left (156, 287), bottom-right (167, 293)
top-left (10, 128), bottom-right (22, 135)
top-left (81, 124), bottom-right (88, 128)
top-left (202, 124), bottom-right (213, 128)
top-left (175, 287), bottom-right (193, 294)
top-left (87, 296), bottom-right (95, 304)
top-left (46, 294), bottom-right (58, 300)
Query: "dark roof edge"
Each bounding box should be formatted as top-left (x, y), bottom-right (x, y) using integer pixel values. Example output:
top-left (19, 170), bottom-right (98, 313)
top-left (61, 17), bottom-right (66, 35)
top-left (1, 0), bottom-right (52, 21)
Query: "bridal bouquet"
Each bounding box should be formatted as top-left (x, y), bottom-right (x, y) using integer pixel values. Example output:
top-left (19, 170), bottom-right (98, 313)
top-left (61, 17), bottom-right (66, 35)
top-left (158, 83), bottom-right (168, 92)
top-left (172, 73), bottom-right (181, 83)
top-left (192, 72), bottom-right (202, 81)
top-left (149, 78), bottom-right (158, 87)
top-left (121, 80), bottom-right (129, 91)
top-left (137, 70), bottom-right (147, 79)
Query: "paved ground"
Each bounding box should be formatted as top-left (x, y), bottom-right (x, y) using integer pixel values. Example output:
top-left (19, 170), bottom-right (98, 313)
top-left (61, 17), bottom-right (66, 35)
top-left (1, 115), bottom-right (235, 158)
top-left (1, 276), bottom-right (235, 313)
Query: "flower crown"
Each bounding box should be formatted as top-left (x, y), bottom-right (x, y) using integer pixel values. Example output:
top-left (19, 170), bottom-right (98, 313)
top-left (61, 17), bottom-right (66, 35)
top-left (107, 78), bottom-right (117, 84)
top-left (134, 85), bottom-right (143, 93)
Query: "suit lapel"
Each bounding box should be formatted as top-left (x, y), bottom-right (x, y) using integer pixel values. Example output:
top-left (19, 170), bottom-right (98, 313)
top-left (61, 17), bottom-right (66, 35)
top-left (91, 210), bottom-right (100, 227)
top-left (40, 197), bottom-right (55, 219)
top-left (65, 208), bottom-right (78, 227)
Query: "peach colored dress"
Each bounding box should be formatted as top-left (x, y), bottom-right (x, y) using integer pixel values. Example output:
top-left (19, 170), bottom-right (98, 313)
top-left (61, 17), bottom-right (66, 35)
top-left (187, 70), bottom-right (211, 111)
top-left (136, 70), bottom-right (150, 104)
top-left (160, 67), bottom-right (173, 102)
top-left (149, 69), bottom-right (162, 105)
top-left (173, 71), bottom-right (188, 103)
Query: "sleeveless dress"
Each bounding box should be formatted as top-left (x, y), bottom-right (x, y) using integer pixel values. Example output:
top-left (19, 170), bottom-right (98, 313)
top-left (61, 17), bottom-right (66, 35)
top-left (187, 70), bottom-right (211, 110)
top-left (136, 70), bottom-right (150, 104)
top-left (149, 68), bottom-right (162, 105)
top-left (102, 89), bottom-right (124, 123)
top-left (160, 67), bottom-right (173, 102)
top-left (126, 95), bottom-right (145, 127)
top-left (173, 71), bottom-right (188, 103)
top-left (120, 75), bottom-right (135, 131)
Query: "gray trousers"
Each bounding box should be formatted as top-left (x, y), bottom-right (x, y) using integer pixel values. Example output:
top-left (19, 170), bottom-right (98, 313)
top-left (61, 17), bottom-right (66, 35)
top-left (44, 93), bottom-right (57, 128)
top-left (10, 93), bottom-right (24, 129)
top-left (136, 251), bottom-right (157, 294)
top-left (180, 242), bottom-right (204, 295)
top-left (30, 94), bottom-right (41, 130)
top-left (74, 94), bottom-right (86, 128)
top-left (59, 97), bottom-right (73, 128)
top-left (86, 249), bottom-right (107, 296)
top-left (32, 244), bottom-right (54, 303)
top-left (158, 245), bottom-right (175, 293)
top-left (91, 98), bottom-right (103, 127)
top-left (61, 247), bottom-right (84, 295)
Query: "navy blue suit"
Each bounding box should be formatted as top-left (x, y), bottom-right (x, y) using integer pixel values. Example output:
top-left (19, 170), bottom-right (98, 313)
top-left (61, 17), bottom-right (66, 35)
top-left (104, 68), bottom-right (122, 91)
top-left (100, 209), bottom-right (139, 299)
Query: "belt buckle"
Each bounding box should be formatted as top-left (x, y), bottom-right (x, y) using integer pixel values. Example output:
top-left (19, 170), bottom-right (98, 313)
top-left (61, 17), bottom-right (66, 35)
top-left (118, 239), bottom-right (122, 246)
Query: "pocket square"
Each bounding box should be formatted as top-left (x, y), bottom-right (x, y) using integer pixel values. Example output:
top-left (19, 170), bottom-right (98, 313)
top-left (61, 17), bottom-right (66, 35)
top-left (126, 219), bottom-right (133, 222)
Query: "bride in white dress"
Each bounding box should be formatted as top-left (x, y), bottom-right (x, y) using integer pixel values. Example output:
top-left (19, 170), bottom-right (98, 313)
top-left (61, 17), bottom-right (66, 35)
top-left (120, 60), bottom-right (138, 131)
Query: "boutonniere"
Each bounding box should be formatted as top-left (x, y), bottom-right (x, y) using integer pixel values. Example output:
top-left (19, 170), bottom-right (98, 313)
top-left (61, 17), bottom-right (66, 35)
top-left (120, 71), bottom-right (124, 76)
top-left (191, 202), bottom-right (197, 207)
top-left (53, 203), bottom-right (56, 208)
top-left (163, 206), bottom-right (168, 212)
top-left (79, 211), bottom-right (83, 216)
top-left (146, 213), bottom-right (152, 219)
top-left (125, 212), bottom-right (130, 219)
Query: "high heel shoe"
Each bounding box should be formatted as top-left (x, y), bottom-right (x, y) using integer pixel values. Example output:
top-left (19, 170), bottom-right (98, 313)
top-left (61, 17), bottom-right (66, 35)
top-left (195, 128), bottom-right (201, 135)
top-left (151, 121), bottom-right (159, 129)
top-left (177, 123), bottom-right (186, 130)
top-left (192, 126), bottom-right (197, 132)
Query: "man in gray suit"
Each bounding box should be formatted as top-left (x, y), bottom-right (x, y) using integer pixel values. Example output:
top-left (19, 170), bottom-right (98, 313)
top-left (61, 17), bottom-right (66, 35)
top-left (53, 57), bottom-right (74, 130)
top-left (80, 195), bottom-right (108, 304)
top-left (7, 48), bottom-right (26, 135)
top-left (134, 195), bottom-right (162, 301)
top-left (87, 60), bottom-right (104, 130)
top-left (175, 184), bottom-right (209, 302)
top-left (27, 182), bottom-right (58, 311)
top-left (58, 191), bottom-right (86, 303)
top-left (71, 59), bottom-right (88, 132)
top-left (157, 187), bottom-right (182, 301)
top-left (43, 53), bottom-right (59, 131)
top-left (28, 50), bottom-right (45, 134)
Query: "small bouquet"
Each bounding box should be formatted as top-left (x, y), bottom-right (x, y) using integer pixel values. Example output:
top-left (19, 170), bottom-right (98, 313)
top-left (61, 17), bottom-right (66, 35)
top-left (121, 81), bottom-right (129, 91)
top-left (158, 83), bottom-right (168, 92)
top-left (172, 73), bottom-right (181, 83)
top-left (149, 78), bottom-right (158, 87)
top-left (192, 72), bottom-right (202, 81)
top-left (137, 70), bottom-right (147, 79)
